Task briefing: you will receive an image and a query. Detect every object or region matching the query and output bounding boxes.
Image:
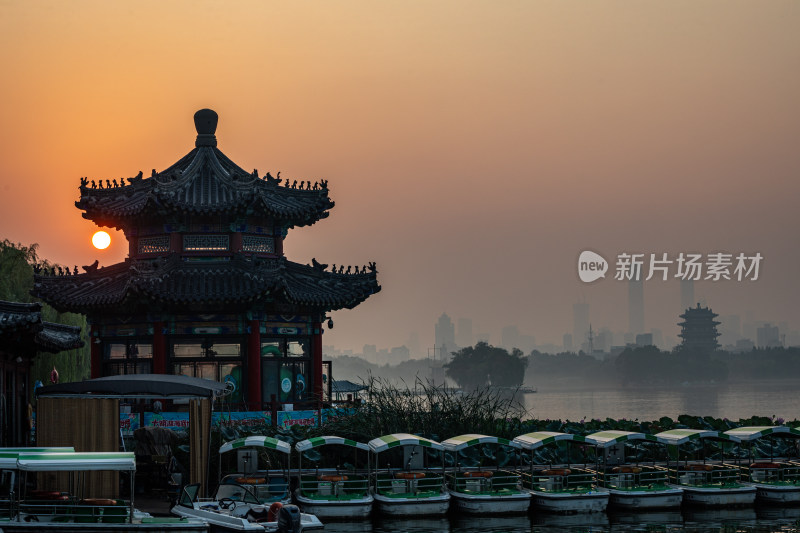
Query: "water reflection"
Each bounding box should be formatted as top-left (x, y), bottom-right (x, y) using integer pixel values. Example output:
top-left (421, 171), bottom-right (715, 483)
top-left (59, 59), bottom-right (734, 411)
top-left (531, 511), bottom-right (610, 528)
top-left (609, 510), bottom-right (684, 526)
top-left (373, 516), bottom-right (451, 533)
top-left (452, 515), bottom-right (531, 533)
top-left (524, 381), bottom-right (800, 421)
top-left (683, 506), bottom-right (758, 525)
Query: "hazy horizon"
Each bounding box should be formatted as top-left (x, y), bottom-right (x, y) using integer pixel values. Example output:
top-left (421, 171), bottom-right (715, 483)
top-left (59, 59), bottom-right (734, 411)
top-left (1, 2), bottom-right (798, 353)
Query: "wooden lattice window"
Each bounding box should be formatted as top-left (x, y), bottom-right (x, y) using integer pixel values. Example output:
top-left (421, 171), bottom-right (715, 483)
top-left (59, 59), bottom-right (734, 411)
top-left (183, 234), bottom-right (230, 251)
top-left (242, 235), bottom-right (275, 253)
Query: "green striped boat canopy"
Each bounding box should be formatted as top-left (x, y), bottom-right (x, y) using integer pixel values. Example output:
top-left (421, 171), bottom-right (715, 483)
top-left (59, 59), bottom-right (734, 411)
top-left (368, 433), bottom-right (444, 453)
top-left (296, 436), bottom-right (370, 452)
top-left (219, 436), bottom-right (291, 455)
top-left (16, 452), bottom-right (136, 472)
top-left (586, 430), bottom-right (657, 447)
top-left (0, 447), bottom-right (74, 468)
top-left (512, 432), bottom-right (587, 450)
top-left (654, 429), bottom-right (741, 446)
top-left (724, 426), bottom-right (800, 441)
top-left (441, 434), bottom-right (518, 452)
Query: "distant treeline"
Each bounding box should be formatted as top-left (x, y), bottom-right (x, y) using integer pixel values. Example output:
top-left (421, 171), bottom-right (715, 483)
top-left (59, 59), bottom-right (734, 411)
top-left (331, 345), bottom-right (800, 388)
top-left (528, 346), bottom-right (800, 385)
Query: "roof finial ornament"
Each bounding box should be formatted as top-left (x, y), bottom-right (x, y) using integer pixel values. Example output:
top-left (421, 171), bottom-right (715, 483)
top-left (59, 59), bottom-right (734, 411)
top-left (194, 109), bottom-right (218, 148)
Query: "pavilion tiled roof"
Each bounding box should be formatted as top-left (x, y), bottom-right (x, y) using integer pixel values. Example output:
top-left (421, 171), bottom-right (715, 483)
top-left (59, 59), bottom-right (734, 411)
top-left (32, 255), bottom-right (380, 313)
top-left (0, 301), bottom-right (84, 353)
top-left (76, 110), bottom-right (334, 229)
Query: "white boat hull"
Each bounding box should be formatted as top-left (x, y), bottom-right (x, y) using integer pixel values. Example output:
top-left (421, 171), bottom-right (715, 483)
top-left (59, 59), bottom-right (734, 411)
top-left (373, 491), bottom-right (450, 516)
top-left (673, 484), bottom-right (756, 507)
top-left (753, 483), bottom-right (800, 505)
top-left (449, 490), bottom-right (531, 514)
top-left (604, 486), bottom-right (683, 509)
top-left (294, 491), bottom-right (373, 519)
top-left (529, 490), bottom-right (609, 513)
top-left (171, 503), bottom-right (324, 532)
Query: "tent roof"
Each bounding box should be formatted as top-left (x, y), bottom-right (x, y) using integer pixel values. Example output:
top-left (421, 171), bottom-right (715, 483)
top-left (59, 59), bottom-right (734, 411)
top-left (36, 373), bottom-right (229, 399)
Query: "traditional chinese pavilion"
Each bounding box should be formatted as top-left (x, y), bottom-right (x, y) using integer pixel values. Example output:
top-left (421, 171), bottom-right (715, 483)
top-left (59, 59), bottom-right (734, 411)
top-left (33, 109), bottom-right (380, 410)
top-left (678, 303), bottom-right (720, 354)
top-left (0, 300), bottom-right (83, 445)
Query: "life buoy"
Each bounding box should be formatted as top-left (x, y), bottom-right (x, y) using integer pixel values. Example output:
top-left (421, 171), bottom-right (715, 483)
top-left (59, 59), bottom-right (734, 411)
top-left (750, 462), bottom-right (780, 469)
top-left (686, 464), bottom-right (713, 471)
top-left (267, 502), bottom-right (283, 522)
top-left (612, 466), bottom-right (642, 474)
top-left (30, 491), bottom-right (63, 500)
top-left (463, 471), bottom-right (493, 478)
top-left (542, 468), bottom-right (571, 476)
top-left (235, 477), bottom-right (266, 484)
top-left (318, 475), bottom-right (349, 482)
top-left (395, 472), bottom-right (425, 480)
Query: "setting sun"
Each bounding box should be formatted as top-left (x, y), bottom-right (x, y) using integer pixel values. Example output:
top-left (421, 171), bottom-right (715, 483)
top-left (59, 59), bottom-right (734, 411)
top-left (91, 231), bottom-right (111, 250)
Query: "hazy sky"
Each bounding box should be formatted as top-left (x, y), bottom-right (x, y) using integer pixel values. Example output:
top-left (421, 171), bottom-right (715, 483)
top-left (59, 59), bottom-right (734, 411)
top-left (1, 1), bottom-right (798, 352)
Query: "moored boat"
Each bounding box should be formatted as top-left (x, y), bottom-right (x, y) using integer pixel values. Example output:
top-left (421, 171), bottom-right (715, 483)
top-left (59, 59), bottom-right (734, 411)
top-left (172, 435), bottom-right (322, 532)
top-left (368, 433), bottom-right (450, 516)
top-left (294, 436), bottom-right (373, 519)
top-left (586, 430), bottom-right (683, 510)
top-left (441, 433), bottom-right (530, 514)
top-left (723, 425), bottom-right (800, 505)
top-left (654, 429), bottom-right (755, 507)
top-left (511, 432), bottom-right (608, 513)
top-left (5, 451), bottom-right (206, 532)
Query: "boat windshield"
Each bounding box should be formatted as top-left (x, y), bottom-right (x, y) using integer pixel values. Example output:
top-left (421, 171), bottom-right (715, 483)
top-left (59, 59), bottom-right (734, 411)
top-left (216, 483), bottom-right (259, 504)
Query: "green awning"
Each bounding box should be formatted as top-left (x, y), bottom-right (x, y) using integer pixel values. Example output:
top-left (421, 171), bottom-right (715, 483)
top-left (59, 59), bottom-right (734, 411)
top-left (219, 436), bottom-right (291, 455)
top-left (368, 433), bottom-right (443, 453)
top-left (296, 435), bottom-right (369, 452)
top-left (512, 432), bottom-right (587, 450)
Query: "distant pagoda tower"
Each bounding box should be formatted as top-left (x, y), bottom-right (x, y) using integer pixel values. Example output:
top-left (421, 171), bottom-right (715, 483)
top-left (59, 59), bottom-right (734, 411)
top-left (677, 303), bottom-right (720, 353)
top-left (33, 109), bottom-right (380, 410)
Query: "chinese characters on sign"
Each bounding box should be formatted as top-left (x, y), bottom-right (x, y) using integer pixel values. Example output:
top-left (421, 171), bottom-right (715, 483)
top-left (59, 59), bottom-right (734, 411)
top-left (613, 253), bottom-right (763, 282)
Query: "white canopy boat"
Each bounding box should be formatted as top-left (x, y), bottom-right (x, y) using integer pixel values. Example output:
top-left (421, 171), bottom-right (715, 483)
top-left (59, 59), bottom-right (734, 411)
top-left (586, 430), bottom-right (683, 509)
top-left (511, 431), bottom-right (608, 513)
top-left (171, 436), bottom-right (323, 532)
top-left (5, 451), bottom-right (206, 532)
top-left (368, 433), bottom-right (450, 516)
top-left (654, 428), bottom-right (755, 507)
top-left (723, 425), bottom-right (800, 505)
top-left (0, 447), bottom-right (74, 520)
top-left (441, 434), bottom-right (530, 514)
top-left (294, 436), bottom-right (373, 519)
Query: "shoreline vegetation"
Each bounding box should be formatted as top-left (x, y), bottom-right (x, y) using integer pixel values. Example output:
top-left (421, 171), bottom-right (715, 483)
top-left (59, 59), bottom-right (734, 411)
top-left (194, 378), bottom-right (800, 477)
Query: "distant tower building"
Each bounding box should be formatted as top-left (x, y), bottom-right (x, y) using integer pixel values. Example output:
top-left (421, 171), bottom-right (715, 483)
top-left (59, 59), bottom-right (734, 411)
top-left (573, 302), bottom-right (590, 348)
top-left (680, 279), bottom-right (694, 313)
top-left (635, 333), bottom-right (653, 346)
top-left (678, 304), bottom-right (720, 353)
top-left (563, 333), bottom-right (573, 352)
top-left (628, 278), bottom-right (644, 335)
top-left (435, 313), bottom-right (456, 359)
top-left (456, 318), bottom-right (473, 348)
top-left (501, 325), bottom-right (521, 351)
top-left (757, 324), bottom-right (782, 348)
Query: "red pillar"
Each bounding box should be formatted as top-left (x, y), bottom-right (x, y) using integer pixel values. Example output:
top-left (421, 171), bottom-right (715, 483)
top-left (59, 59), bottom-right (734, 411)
top-left (247, 320), bottom-right (261, 410)
top-left (153, 321), bottom-right (167, 374)
top-left (312, 322), bottom-right (323, 405)
top-left (90, 324), bottom-right (101, 379)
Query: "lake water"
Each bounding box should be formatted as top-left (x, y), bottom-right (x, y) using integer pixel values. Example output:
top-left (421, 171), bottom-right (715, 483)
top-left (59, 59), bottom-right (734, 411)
top-left (523, 381), bottom-right (800, 422)
top-left (321, 508), bottom-right (800, 533)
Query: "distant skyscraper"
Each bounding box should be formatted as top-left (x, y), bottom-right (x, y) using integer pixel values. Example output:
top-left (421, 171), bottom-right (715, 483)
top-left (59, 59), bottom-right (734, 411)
top-left (456, 318), bottom-right (473, 348)
top-left (628, 278), bottom-right (644, 334)
top-left (573, 302), bottom-right (590, 347)
top-left (435, 313), bottom-right (456, 359)
top-left (563, 333), bottom-right (573, 352)
top-left (680, 279), bottom-right (695, 312)
top-left (757, 324), bottom-right (781, 348)
top-left (501, 325), bottom-right (521, 351)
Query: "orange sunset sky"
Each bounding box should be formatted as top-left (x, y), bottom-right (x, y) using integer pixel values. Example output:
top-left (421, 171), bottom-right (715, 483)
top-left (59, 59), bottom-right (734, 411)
top-left (1, 1), bottom-right (798, 352)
